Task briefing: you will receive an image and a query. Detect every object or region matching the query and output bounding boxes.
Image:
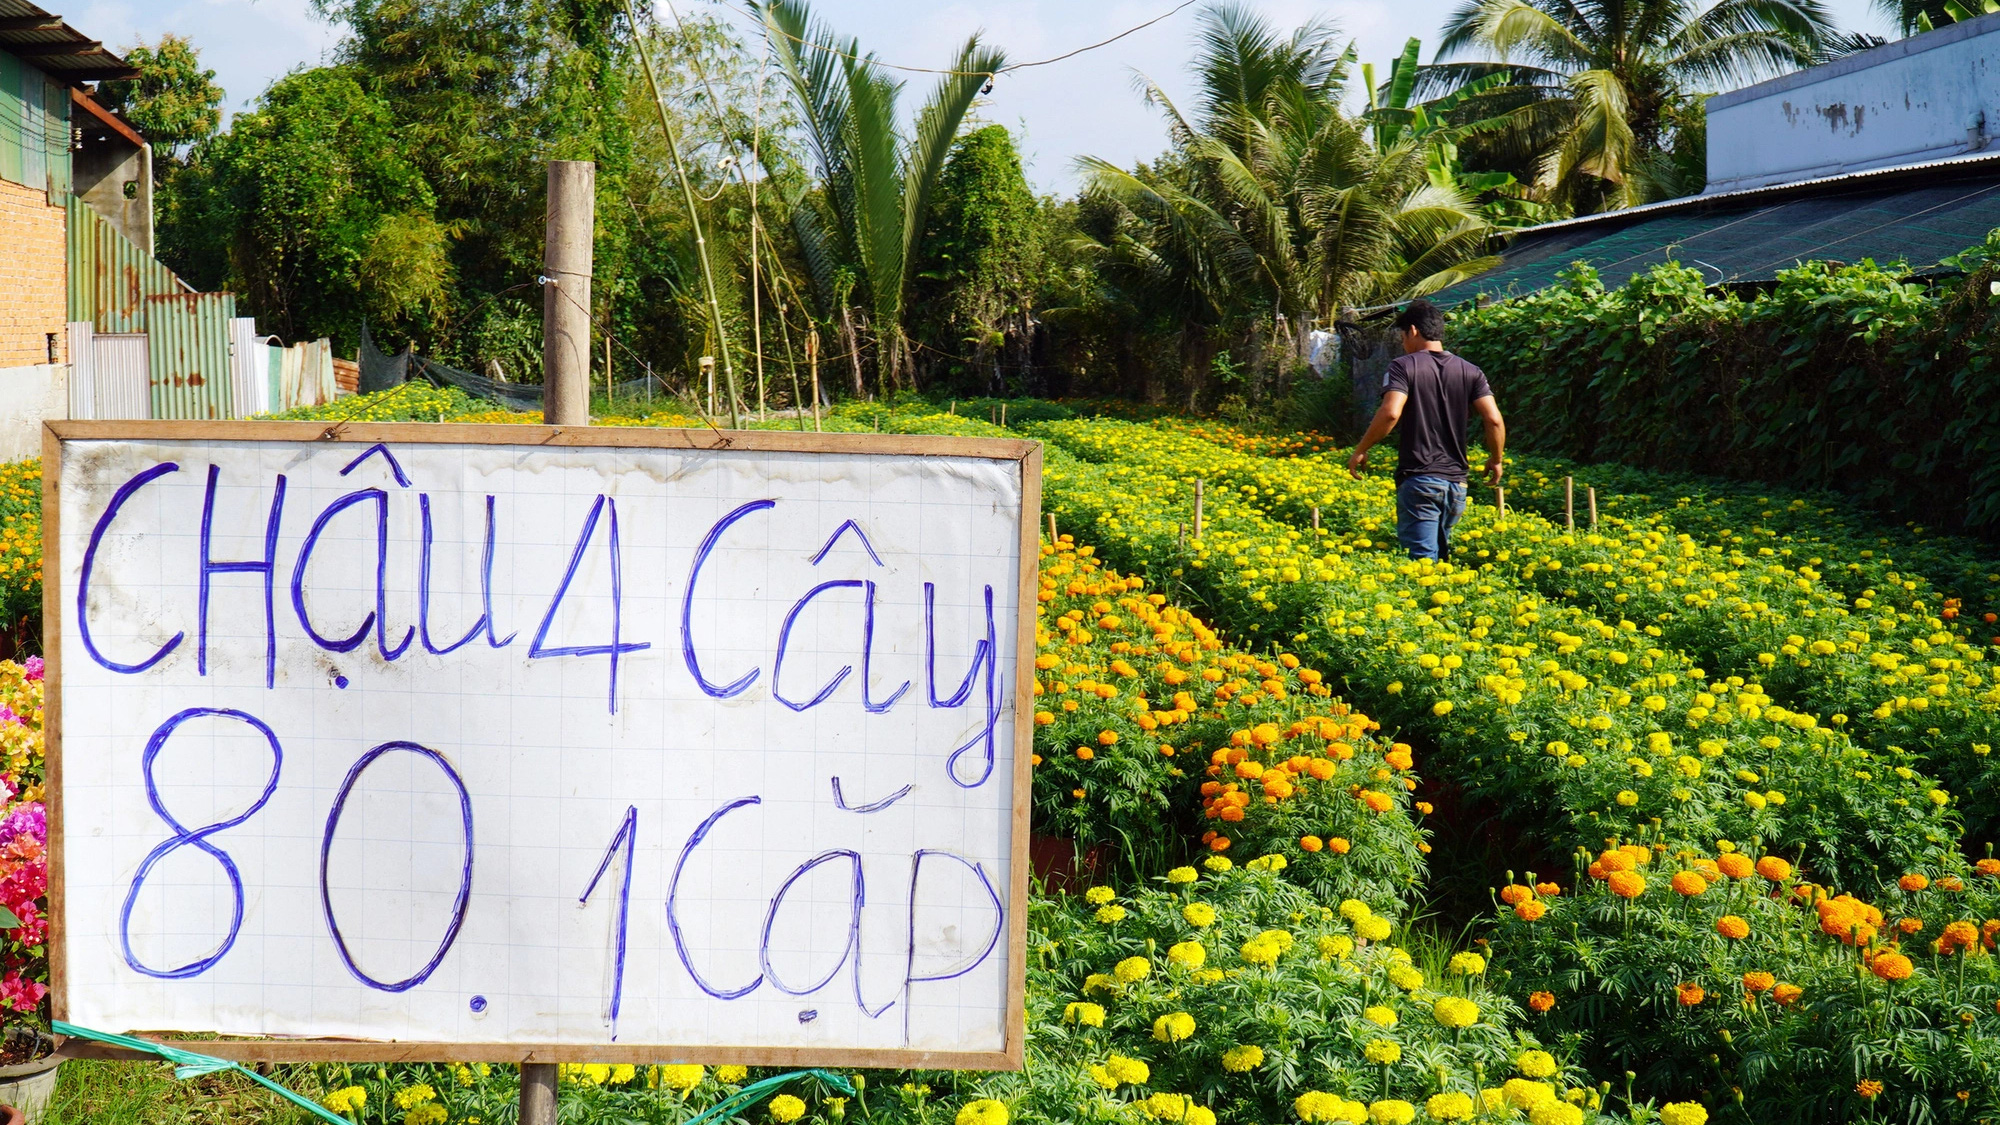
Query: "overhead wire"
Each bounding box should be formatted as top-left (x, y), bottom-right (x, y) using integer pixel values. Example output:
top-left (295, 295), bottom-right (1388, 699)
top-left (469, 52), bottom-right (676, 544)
top-left (751, 0), bottom-right (1205, 78)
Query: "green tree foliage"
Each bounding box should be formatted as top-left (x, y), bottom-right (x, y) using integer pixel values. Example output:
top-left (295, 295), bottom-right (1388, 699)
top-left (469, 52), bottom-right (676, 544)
top-left (95, 35), bottom-right (224, 164)
top-left (909, 125), bottom-right (1048, 394)
top-left (1068, 4), bottom-right (1496, 407)
top-left (172, 67), bottom-right (441, 347)
top-left (1431, 0), bottom-right (1833, 212)
top-left (755, 0), bottom-right (1004, 397)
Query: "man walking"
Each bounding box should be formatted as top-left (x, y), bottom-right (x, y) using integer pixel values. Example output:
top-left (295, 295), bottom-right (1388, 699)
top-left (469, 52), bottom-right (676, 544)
top-left (1345, 299), bottom-right (1505, 561)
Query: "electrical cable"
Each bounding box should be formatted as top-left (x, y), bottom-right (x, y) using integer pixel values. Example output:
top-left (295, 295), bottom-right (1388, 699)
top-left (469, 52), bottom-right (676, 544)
top-left (752, 0), bottom-right (1204, 79)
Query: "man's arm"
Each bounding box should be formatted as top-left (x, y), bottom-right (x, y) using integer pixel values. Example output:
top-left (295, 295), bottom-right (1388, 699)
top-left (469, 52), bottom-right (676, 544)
top-left (1474, 394), bottom-right (1505, 487)
top-left (1347, 390), bottom-right (1408, 479)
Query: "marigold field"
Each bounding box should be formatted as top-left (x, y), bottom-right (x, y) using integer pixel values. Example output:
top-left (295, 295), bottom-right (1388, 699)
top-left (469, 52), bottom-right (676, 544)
top-left (5, 392), bottom-right (2000, 1124)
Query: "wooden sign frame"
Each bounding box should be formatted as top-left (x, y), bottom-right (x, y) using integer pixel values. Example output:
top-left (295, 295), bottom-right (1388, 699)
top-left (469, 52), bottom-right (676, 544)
top-left (41, 419), bottom-right (1042, 1068)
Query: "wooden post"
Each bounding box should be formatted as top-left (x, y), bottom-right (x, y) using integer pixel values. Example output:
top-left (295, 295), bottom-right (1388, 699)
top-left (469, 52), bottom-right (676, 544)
top-left (701, 356), bottom-right (717, 418)
top-left (1495, 486), bottom-right (1506, 519)
top-left (1564, 476), bottom-right (1574, 532)
top-left (520, 1061), bottom-right (558, 1125)
top-left (1588, 486), bottom-right (1598, 531)
top-left (1311, 506), bottom-right (1320, 533)
top-left (806, 330), bottom-right (822, 433)
top-left (1193, 478), bottom-right (1205, 538)
top-left (604, 334), bottom-right (612, 405)
top-left (542, 160), bottom-right (593, 427)
top-left (1000, 403), bottom-right (1007, 427)
top-left (1177, 523), bottom-right (1186, 549)
top-left (1047, 513), bottom-right (1058, 542)
top-left (949, 400), bottom-right (956, 415)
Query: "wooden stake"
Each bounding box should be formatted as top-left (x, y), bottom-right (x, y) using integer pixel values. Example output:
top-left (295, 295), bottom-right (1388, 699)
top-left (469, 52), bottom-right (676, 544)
top-left (1047, 513), bottom-right (1058, 542)
top-left (1000, 403), bottom-right (1007, 427)
top-left (1193, 478), bottom-right (1205, 538)
top-left (520, 1063), bottom-right (558, 1125)
top-left (950, 400), bottom-right (956, 414)
top-left (1495, 486), bottom-right (1506, 519)
top-left (1588, 486), bottom-right (1598, 531)
top-left (1564, 476), bottom-right (1574, 532)
top-left (1311, 505), bottom-right (1320, 532)
top-left (806, 330), bottom-right (822, 433)
top-left (604, 334), bottom-right (612, 404)
top-left (542, 160), bottom-right (593, 427)
top-left (1177, 523), bottom-right (1185, 549)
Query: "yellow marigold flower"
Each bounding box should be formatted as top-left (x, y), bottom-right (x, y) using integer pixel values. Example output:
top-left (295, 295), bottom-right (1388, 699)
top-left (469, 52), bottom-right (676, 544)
top-left (1432, 997), bottom-right (1480, 1028)
top-left (1246, 853), bottom-right (1288, 872)
top-left (1167, 866), bottom-right (1199, 884)
top-left (1115, 956), bottom-right (1152, 983)
top-left (1448, 951), bottom-right (1486, 975)
top-left (1318, 934), bottom-right (1354, 960)
top-left (609, 1064), bottom-right (637, 1085)
top-left (1425, 1092), bottom-right (1474, 1121)
top-left (393, 1085), bottom-right (437, 1109)
top-left (1153, 1012), bottom-right (1196, 1042)
top-left (1501, 1079), bottom-right (1556, 1110)
top-left (1368, 1100), bottom-right (1416, 1125)
top-left (769, 1094), bottom-right (807, 1123)
top-left (956, 1098), bottom-right (1009, 1125)
top-left (1363, 1039), bottom-right (1401, 1064)
top-left (1065, 1001), bottom-right (1106, 1026)
top-left (1388, 964), bottom-right (1424, 991)
top-left (1185, 1108), bottom-right (1217, 1125)
top-left (1106, 1055), bottom-right (1150, 1085)
top-left (1516, 1050), bottom-right (1557, 1078)
top-left (1204, 856), bottom-right (1233, 873)
top-left (1294, 1091), bottom-right (1341, 1122)
top-left (1362, 1004), bottom-right (1397, 1027)
top-left (1616, 790), bottom-right (1638, 806)
top-left (1083, 973), bottom-right (1116, 996)
top-left (658, 1065), bottom-right (704, 1092)
top-left (1659, 1102), bottom-right (1709, 1125)
top-left (405, 1106), bottom-right (446, 1125)
top-left (1356, 916), bottom-right (1393, 941)
top-left (1096, 905), bottom-right (1128, 923)
top-left (1529, 1104), bottom-right (1583, 1125)
top-left (1085, 886), bottom-right (1116, 906)
top-left (1184, 903), bottom-right (1218, 927)
top-left (1221, 1044), bottom-right (1265, 1072)
top-left (717, 1066), bottom-right (748, 1083)
top-left (1339, 899), bottom-right (1373, 922)
top-left (1168, 941), bottom-right (1208, 970)
top-left (323, 1087), bottom-right (367, 1114)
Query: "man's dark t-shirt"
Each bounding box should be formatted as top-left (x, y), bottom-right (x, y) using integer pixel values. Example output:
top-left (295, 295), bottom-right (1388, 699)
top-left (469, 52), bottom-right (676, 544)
top-left (1382, 350), bottom-right (1493, 483)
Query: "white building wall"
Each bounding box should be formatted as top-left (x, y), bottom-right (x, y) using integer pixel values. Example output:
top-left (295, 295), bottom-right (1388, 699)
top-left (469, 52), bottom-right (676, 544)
top-left (1707, 12), bottom-right (2000, 192)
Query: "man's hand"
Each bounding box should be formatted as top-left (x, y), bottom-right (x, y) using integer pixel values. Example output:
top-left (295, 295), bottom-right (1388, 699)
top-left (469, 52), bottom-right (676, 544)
top-left (1486, 457), bottom-right (1504, 488)
top-left (1347, 448), bottom-right (1369, 480)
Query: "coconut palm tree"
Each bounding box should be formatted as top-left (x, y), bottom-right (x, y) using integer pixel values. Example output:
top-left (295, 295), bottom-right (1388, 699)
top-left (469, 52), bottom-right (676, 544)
top-left (752, 0), bottom-right (1002, 394)
top-left (1432, 0), bottom-right (1835, 212)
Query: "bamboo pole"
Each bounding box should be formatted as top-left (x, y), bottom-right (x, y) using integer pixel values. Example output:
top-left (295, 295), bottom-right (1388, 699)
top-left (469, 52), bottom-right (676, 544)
top-left (1194, 478), bottom-right (1205, 538)
top-left (1312, 506), bottom-right (1320, 532)
top-left (1588, 486), bottom-right (1598, 531)
top-left (1564, 477), bottom-right (1575, 532)
top-left (1047, 513), bottom-right (1057, 542)
top-left (1495, 487), bottom-right (1506, 519)
top-left (806, 330), bottom-right (822, 433)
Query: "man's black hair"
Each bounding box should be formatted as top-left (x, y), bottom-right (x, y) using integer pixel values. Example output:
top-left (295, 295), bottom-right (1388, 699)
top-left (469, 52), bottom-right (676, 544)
top-left (1393, 299), bottom-right (1446, 342)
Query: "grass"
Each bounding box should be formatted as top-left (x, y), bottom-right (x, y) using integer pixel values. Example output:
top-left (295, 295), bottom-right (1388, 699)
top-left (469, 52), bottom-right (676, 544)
top-left (41, 1060), bottom-right (322, 1125)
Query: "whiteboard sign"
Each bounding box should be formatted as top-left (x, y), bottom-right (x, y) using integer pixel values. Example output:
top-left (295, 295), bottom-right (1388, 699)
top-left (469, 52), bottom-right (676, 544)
top-left (43, 422), bottom-right (1037, 1066)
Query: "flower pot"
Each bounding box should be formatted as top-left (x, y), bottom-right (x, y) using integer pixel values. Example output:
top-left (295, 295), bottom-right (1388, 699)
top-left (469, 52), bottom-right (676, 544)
top-left (0, 1051), bottom-right (61, 1124)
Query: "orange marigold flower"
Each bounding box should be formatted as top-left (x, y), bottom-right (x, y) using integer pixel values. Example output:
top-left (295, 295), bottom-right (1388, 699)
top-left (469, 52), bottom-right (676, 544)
top-left (1076, 747), bottom-right (1095, 761)
top-left (1976, 858), bottom-right (2000, 876)
top-left (1515, 900), bottom-right (1547, 922)
top-left (1677, 982), bottom-right (1705, 1006)
top-left (1941, 877), bottom-right (1964, 891)
top-left (1608, 871), bottom-right (1647, 899)
top-left (1209, 836), bottom-right (1231, 852)
top-left (1716, 915), bottom-right (1750, 940)
top-left (1499, 885), bottom-right (1535, 906)
top-left (1535, 882), bottom-right (1562, 897)
top-left (1099, 730), bottom-right (1119, 746)
top-left (1742, 971), bottom-right (1775, 994)
top-left (1598, 850), bottom-right (1636, 874)
top-left (1717, 854), bottom-right (1755, 879)
top-left (1856, 1081), bottom-right (1884, 1099)
top-left (1306, 759), bottom-right (1337, 780)
top-left (1756, 856), bottom-right (1793, 881)
top-left (1528, 991), bottom-right (1556, 1012)
top-left (1671, 871), bottom-right (1709, 896)
top-left (1300, 836), bottom-right (1323, 853)
top-left (1898, 917), bottom-right (1924, 935)
top-left (1328, 837), bottom-right (1351, 854)
top-left (1414, 801), bottom-right (1434, 815)
top-left (1773, 983), bottom-right (1803, 1005)
top-left (1361, 791), bottom-right (1393, 813)
top-left (1900, 873), bottom-right (1931, 892)
top-left (1941, 920), bottom-right (1981, 954)
top-left (1870, 952), bottom-right (1914, 982)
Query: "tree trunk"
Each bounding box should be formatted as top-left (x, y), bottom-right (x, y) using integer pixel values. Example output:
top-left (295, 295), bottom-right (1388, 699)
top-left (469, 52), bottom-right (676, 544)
top-left (840, 305), bottom-right (866, 399)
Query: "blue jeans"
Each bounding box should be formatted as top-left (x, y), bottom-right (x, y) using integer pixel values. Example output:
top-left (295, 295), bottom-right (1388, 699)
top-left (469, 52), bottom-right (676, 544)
top-left (1397, 475), bottom-right (1467, 560)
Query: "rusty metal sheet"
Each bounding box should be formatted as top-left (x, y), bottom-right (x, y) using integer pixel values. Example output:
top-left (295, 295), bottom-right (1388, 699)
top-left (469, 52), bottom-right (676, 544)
top-left (66, 193), bottom-right (183, 331)
top-left (145, 291), bottom-right (235, 419)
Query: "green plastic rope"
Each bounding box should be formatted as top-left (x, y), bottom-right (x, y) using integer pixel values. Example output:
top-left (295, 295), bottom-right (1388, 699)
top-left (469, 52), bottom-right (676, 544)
top-left (51, 1021), bottom-right (351, 1125)
top-left (52, 1021), bottom-right (855, 1125)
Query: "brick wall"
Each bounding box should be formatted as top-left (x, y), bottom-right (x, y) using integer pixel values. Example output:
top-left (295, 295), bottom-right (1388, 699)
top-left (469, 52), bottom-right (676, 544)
top-left (0, 177), bottom-right (65, 368)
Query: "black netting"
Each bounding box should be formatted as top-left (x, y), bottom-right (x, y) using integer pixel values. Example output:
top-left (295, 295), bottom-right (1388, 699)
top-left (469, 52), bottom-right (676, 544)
top-left (359, 320), bottom-right (411, 394)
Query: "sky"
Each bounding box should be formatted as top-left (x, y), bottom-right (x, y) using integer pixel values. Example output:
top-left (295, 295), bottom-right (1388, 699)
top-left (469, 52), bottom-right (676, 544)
top-left (77, 0), bottom-right (1896, 193)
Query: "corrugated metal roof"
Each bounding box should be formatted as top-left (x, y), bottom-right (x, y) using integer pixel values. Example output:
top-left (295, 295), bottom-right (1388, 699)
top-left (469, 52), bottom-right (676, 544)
top-left (1442, 156), bottom-right (2000, 298)
top-left (0, 1), bottom-right (135, 82)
